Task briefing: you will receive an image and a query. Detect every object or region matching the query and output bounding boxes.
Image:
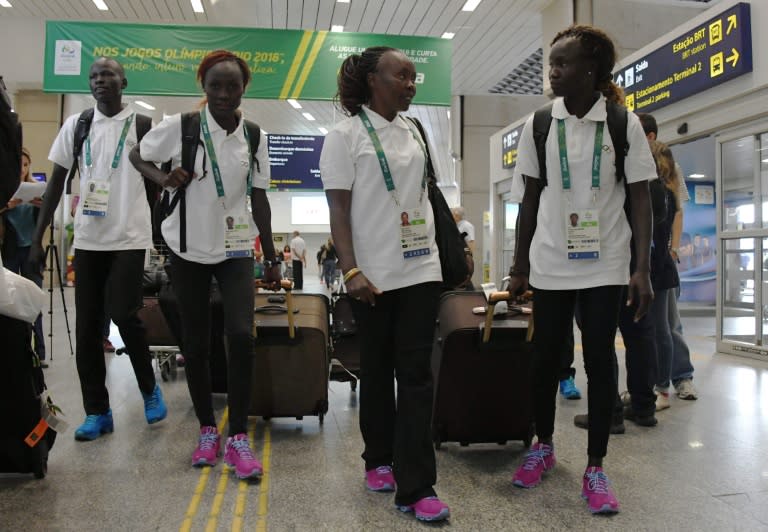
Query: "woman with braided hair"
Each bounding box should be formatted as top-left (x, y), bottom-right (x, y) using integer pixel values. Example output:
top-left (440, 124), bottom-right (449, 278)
top-left (320, 46), bottom-right (449, 522)
top-left (507, 25), bottom-right (656, 513)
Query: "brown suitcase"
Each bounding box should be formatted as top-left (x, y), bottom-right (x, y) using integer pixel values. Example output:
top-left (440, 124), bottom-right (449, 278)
top-left (250, 288), bottom-right (330, 423)
top-left (431, 291), bottom-right (535, 449)
top-left (125, 297), bottom-right (180, 382)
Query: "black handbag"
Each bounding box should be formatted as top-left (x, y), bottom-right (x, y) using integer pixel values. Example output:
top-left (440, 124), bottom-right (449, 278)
top-left (407, 117), bottom-right (470, 288)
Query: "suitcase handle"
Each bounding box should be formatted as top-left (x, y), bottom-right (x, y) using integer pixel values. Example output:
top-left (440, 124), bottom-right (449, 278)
top-left (482, 291), bottom-right (534, 343)
top-left (253, 279), bottom-right (296, 339)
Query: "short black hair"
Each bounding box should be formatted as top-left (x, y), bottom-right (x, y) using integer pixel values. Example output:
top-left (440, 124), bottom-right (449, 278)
top-left (636, 113), bottom-right (658, 137)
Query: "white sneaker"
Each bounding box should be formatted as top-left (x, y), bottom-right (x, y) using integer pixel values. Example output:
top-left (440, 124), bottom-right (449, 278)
top-left (655, 389), bottom-right (671, 411)
top-left (674, 379), bottom-right (698, 400)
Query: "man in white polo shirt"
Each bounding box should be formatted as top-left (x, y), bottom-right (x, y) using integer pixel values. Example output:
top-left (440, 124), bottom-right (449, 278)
top-left (290, 230), bottom-right (306, 289)
top-left (30, 58), bottom-right (167, 441)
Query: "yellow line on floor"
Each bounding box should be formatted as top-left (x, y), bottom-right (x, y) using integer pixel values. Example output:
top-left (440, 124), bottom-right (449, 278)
top-left (179, 408), bottom-right (229, 532)
top-left (255, 423), bottom-right (273, 532)
top-left (205, 463), bottom-right (231, 532)
top-left (231, 422), bottom-right (258, 532)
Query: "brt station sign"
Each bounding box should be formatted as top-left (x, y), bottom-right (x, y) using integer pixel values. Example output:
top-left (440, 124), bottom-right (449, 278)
top-left (614, 2), bottom-right (752, 113)
top-left (44, 21), bottom-right (451, 106)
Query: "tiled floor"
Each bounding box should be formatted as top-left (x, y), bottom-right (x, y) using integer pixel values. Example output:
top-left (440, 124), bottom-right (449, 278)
top-left (2, 281), bottom-right (768, 531)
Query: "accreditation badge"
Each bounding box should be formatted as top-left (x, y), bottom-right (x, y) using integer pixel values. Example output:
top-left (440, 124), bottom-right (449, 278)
top-left (565, 209), bottom-right (600, 260)
top-left (399, 207), bottom-right (431, 260)
top-left (223, 214), bottom-right (253, 258)
top-left (81, 180), bottom-right (110, 217)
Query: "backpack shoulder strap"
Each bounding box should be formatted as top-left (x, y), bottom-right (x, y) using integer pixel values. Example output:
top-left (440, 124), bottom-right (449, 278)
top-left (244, 119), bottom-right (261, 173)
top-left (532, 102), bottom-right (554, 187)
top-left (135, 113), bottom-right (152, 142)
top-left (605, 101), bottom-right (628, 182)
top-left (65, 108), bottom-right (95, 194)
top-left (180, 111), bottom-right (201, 175)
top-left (405, 116), bottom-right (437, 184)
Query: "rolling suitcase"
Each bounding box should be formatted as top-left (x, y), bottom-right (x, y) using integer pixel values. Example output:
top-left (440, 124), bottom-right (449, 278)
top-left (250, 281), bottom-right (329, 423)
top-left (431, 290), bottom-right (535, 449)
top-left (0, 315), bottom-right (57, 478)
top-left (330, 288), bottom-right (360, 391)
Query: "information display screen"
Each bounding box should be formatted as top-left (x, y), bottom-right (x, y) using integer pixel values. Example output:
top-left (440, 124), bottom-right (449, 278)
top-left (615, 2), bottom-right (752, 113)
top-left (268, 134), bottom-right (324, 190)
top-left (501, 124), bottom-right (525, 169)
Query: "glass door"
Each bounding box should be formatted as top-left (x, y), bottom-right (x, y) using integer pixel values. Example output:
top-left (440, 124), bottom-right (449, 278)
top-left (717, 127), bottom-right (768, 359)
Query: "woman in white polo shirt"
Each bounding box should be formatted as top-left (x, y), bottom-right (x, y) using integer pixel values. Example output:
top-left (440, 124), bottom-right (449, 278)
top-left (508, 26), bottom-right (656, 514)
top-left (320, 46), bottom-right (449, 523)
top-left (130, 50), bottom-right (280, 481)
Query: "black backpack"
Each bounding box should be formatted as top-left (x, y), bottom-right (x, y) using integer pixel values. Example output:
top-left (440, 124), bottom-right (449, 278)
top-left (155, 111), bottom-right (261, 252)
top-left (66, 109), bottom-right (158, 207)
top-left (531, 100), bottom-right (629, 186)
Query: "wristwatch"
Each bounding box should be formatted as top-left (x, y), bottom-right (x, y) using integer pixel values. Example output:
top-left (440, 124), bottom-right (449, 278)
top-left (263, 257), bottom-right (281, 269)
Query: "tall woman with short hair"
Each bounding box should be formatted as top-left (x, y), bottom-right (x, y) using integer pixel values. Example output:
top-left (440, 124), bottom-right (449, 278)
top-left (508, 26), bottom-right (657, 513)
top-left (320, 47), bottom-right (450, 522)
top-left (130, 50), bottom-right (280, 480)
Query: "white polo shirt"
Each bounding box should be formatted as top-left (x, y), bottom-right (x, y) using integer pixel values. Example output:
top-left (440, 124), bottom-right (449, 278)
top-left (139, 105), bottom-right (270, 264)
top-left (320, 105), bottom-right (442, 292)
top-left (48, 104), bottom-right (152, 251)
top-left (290, 235), bottom-right (306, 260)
top-left (513, 96), bottom-right (657, 290)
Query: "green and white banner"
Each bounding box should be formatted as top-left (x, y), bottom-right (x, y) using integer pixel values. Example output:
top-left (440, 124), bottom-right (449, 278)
top-left (44, 21), bottom-right (452, 105)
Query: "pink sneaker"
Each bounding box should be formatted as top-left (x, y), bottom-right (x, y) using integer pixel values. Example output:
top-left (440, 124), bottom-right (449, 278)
top-left (582, 466), bottom-right (620, 514)
top-left (397, 496), bottom-right (450, 522)
top-left (365, 465), bottom-right (396, 492)
top-left (512, 442), bottom-right (556, 488)
top-left (224, 433), bottom-right (263, 480)
top-left (192, 426), bottom-right (220, 467)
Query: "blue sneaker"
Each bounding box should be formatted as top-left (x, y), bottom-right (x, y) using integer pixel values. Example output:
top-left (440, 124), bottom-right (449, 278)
top-left (74, 410), bottom-right (114, 441)
top-left (142, 384), bottom-right (167, 424)
top-left (559, 377), bottom-right (582, 400)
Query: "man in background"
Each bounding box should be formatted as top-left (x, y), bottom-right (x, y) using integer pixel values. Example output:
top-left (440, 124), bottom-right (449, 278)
top-left (290, 230), bottom-right (306, 290)
top-left (637, 112), bottom-right (698, 401)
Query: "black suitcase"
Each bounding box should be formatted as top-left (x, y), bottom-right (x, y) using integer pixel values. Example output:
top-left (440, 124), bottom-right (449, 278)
top-left (0, 315), bottom-right (57, 478)
top-left (431, 291), bottom-right (535, 449)
top-left (330, 290), bottom-right (360, 391)
top-left (250, 283), bottom-right (329, 423)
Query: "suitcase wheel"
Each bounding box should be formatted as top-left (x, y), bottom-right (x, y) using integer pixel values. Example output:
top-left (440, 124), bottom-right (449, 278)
top-left (318, 414), bottom-right (324, 425)
top-left (350, 379), bottom-right (358, 392)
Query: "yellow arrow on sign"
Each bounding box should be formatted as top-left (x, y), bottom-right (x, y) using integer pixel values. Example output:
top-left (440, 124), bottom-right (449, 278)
top-left (727, 14), bottom-right (737, 34)
top-left (727, 48), bottom-right (739, 67)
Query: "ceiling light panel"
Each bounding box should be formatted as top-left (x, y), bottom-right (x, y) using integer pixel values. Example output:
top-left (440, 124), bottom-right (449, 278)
top-left (441, 32), bottom-right (455, 40)
top-left (331, 25), bottom-right (344, 32)
top-left (190, 0), bottom-right (204, 13)
top-left (92, 0), bottom-right (109, 10)
top-left (462, 0), bottom-right (482, 12)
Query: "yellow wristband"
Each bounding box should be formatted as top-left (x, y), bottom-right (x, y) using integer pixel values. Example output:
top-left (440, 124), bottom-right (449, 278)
top-left (343, 267), bottom-right (362, 284)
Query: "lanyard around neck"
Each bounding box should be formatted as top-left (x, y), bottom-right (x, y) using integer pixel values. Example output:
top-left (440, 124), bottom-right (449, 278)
top-left (200, 107), bottom-right (253, 200)
top-left (358, 109), bottom-right (425, 207)
top-left (557, 118), bottom-right (604, 194)
top-left (84, 113), bottom-right (134, 176)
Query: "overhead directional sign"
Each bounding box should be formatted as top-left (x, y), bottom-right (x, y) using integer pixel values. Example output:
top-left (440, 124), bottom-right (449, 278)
top-left (502, 124), bottom-right (524, 169)
top-left (615, 2), bottom-right (752, 113)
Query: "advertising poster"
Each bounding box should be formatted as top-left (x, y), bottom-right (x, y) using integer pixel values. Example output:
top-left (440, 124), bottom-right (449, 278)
top-left (679, 180), bottom-right (716, 303)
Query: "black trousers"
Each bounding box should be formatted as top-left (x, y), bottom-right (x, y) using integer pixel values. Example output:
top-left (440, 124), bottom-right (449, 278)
top-left (74, 249), bottom-right (155, 414)
top-left (292, 259), bottom-right (303, 289)
top-left (532, 285), bottom-right (622, 458)
top-left (618, 287), bottom-right (658, 415)
top-left (168, 253), bottom-right (254, 436)
top-left (351, 282), bottom-right (441, 506)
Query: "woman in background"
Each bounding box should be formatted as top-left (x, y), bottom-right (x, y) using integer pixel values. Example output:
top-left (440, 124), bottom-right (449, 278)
top-left (2, 147), bottom-right (46, 366)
